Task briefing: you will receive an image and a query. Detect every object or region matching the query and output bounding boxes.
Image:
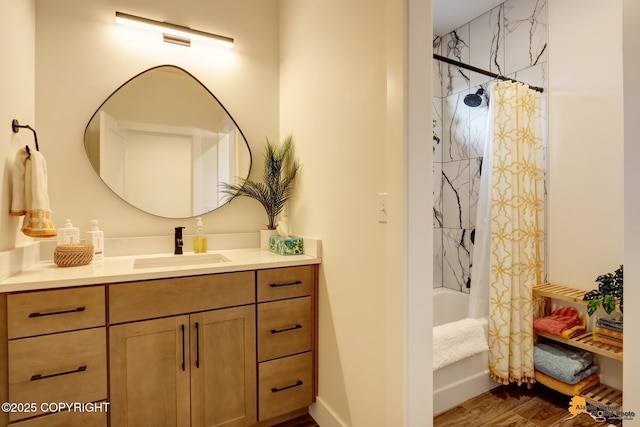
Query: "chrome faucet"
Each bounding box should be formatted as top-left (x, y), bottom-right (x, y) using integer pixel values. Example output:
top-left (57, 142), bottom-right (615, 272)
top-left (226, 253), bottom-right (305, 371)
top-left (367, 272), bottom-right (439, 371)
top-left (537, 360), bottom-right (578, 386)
top-left (174, 226), bottom-right (185, 255)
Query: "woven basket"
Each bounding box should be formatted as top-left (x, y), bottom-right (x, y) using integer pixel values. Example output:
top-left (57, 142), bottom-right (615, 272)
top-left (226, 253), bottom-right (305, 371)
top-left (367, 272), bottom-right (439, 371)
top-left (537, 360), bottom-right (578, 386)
top-left (54, 244), bottom-right (94, 267)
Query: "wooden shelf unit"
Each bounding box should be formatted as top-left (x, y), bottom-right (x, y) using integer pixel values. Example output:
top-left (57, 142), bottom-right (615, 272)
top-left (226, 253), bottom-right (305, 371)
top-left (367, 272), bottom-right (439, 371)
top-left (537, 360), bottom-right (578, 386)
top-left (534, 283), bottom-right (621, 313)
top-left (533, 283), bottom-right (592, 303)
top-left (534, 330), bottom-right (623, 362)
top-left (532, 283), bottom-right (623, 407)
top-left (582, 384), bottom-right (623, 408)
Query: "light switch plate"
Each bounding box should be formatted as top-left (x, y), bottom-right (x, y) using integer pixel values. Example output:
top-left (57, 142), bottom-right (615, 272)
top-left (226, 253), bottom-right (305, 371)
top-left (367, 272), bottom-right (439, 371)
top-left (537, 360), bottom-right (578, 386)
top-left (378, 193), bottom-right (388, 223)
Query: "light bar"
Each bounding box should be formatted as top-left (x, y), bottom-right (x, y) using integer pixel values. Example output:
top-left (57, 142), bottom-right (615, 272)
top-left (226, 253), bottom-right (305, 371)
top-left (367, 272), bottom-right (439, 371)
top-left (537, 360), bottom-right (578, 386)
top-left (115, 11), bottom-right (234, 48)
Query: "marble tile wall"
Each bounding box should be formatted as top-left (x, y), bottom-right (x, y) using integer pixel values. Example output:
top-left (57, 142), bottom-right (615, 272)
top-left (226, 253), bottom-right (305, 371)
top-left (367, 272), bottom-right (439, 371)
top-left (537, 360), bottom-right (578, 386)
top-left (433, 0), bottom-right (547, 292)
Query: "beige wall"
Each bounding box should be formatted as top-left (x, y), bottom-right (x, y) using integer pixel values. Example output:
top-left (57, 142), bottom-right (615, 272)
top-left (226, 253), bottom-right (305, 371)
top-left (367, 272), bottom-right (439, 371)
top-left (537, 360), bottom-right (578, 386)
top-left (0, 0), bottom-right (36, 251)
top-left (278, 0), bottom-right (420, 425)
top-left (279, 1), bottom-right (435, 425)
top-left (548, 0), bottom-right (630, 407)
top-left (623, 0), bottom-right (640, 423)
top-left (547, 1), bottom-right (624, 289)
top-left (34, 0), bottom-right (280, 237)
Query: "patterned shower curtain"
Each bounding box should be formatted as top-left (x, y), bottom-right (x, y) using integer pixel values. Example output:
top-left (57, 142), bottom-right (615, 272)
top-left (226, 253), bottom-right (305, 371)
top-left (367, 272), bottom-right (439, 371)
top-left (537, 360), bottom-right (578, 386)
top-left (487, 81), bottom-right (545, 385)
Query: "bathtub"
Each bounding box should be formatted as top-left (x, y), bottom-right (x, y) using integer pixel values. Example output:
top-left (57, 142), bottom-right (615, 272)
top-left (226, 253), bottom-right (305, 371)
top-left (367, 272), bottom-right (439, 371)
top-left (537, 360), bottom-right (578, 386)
top-left (433, 287), bottom-right (497, 414)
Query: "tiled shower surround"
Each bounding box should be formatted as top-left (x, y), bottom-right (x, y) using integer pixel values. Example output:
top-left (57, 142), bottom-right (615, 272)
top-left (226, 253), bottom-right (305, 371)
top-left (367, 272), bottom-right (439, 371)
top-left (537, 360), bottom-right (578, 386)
top-left (433, 0), bottom-right (547, 292)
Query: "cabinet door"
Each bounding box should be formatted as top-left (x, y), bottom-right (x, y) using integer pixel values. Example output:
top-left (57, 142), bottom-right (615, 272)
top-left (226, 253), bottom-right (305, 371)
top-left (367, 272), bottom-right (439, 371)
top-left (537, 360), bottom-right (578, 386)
top-left (190, 306), bottom-right (256, 427)
top-left (110, 316), bottom-right (191, 427)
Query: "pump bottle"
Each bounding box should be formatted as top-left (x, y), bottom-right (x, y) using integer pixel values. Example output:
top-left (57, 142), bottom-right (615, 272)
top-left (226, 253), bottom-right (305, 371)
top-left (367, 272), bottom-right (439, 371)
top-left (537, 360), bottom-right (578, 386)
top-left (57, 219), bottom-right (80, 245)
top-left (193, 217), bottom-right (207, 253)
top-left (87, 220), bottom-right (104, 260)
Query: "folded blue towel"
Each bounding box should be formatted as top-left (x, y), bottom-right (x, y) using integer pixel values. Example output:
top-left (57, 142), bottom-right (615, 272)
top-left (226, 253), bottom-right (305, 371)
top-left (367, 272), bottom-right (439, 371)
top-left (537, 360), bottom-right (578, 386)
top-left (533, 342), bottom-right (597, 384)
top-left (597, 317), bottom-right (623, 332)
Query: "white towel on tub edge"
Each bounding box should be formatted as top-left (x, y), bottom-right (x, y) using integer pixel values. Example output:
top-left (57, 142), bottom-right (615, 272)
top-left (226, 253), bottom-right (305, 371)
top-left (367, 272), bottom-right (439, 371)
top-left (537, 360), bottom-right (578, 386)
top-left (433, 317), bottom-right (488, 371)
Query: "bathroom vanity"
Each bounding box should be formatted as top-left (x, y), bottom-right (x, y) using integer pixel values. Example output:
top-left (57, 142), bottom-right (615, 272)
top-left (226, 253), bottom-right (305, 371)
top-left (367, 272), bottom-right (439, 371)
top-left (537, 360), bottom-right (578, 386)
top-left (0, 248), bottom-right (320, 427)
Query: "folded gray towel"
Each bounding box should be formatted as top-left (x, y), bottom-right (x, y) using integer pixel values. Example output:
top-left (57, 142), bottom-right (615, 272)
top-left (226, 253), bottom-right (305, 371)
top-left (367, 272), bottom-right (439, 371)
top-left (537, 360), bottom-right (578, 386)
top-left (597, 317), bottom-right (623, 332)
top-left (533, 342), bottom-right (597, 384)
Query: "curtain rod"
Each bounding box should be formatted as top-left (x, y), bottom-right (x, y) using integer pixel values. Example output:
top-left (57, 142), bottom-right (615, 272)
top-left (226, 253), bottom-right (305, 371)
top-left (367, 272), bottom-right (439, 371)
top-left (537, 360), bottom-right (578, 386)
top-left (433, 54), bottom-right (544, 93)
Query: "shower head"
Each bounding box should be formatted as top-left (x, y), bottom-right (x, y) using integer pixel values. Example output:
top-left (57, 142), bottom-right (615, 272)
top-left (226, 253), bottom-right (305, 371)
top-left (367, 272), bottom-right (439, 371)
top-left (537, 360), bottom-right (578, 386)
top-left (464, 88), bottom-right (485, 107)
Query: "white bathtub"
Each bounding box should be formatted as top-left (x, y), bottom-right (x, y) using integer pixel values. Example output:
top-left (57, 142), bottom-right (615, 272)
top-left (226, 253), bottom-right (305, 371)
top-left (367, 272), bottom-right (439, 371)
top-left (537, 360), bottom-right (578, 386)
top-left (433, 287), bottom-right (497, 414)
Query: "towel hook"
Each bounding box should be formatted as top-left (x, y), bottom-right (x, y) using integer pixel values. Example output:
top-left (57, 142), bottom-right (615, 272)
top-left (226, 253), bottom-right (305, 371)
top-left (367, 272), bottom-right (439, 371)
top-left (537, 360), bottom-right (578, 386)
top-left (12, 119), bottom-right (39, 153)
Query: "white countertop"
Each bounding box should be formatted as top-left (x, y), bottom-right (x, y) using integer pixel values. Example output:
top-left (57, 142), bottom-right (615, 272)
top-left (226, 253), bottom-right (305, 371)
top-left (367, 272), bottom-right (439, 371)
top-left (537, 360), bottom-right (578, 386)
top-left (0, 248), bottom-right (320, 293)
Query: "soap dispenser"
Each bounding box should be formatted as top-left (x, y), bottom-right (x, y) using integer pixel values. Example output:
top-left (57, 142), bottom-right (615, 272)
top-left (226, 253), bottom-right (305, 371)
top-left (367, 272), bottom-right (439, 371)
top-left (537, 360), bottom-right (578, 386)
top-left (193, 217), bottom-right (207, 253)
top-left (57, 219), bottom-right (80, 245)
top-left (87, 220), bottom-right (104, 260)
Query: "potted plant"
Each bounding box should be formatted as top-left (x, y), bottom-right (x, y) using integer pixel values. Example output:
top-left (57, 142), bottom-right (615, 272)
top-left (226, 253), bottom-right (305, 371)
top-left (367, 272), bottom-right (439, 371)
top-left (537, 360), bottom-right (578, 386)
top-left (220, 135), bottom-right (300, 245)
top-left (583, 265), bottom-right (623, 316)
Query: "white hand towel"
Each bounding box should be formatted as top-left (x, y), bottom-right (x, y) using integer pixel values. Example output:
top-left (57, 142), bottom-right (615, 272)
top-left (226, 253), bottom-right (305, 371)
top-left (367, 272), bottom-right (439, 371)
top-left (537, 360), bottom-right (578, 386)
top-left (10, 148), bottom-right (57, 238)
top-left (10, 148), bottom-right (28, 216)
top-left (433, 317), bottom-right (488, 371)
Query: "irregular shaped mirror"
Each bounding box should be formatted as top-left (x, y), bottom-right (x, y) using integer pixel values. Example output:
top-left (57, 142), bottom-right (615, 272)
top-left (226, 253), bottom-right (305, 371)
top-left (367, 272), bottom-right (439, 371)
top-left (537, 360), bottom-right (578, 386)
top-left (84, 65), bottom-right (251, 218)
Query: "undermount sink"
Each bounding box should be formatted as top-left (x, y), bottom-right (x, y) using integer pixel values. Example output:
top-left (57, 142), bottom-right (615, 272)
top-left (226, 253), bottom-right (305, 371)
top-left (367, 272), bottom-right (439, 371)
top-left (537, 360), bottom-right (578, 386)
top-left (133, 253), bottom-right (230, 269)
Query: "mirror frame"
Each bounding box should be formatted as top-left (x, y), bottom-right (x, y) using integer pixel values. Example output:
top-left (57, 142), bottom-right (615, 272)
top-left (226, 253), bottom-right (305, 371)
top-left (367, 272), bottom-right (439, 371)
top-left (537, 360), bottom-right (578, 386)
top-left (83, 64), bottom-right (252, 218)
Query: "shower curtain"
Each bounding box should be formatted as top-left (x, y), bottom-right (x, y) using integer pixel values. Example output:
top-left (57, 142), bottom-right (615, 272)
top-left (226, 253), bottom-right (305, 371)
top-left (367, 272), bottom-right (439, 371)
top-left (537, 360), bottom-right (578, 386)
top-left (470, 80), bottom-right (545, 385)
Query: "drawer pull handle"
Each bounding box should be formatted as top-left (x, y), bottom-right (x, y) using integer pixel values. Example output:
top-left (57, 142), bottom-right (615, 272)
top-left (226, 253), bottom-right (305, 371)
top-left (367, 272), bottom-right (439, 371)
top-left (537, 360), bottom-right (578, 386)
top-left (270, 324), bottom-right (302, 334)
top-left (181, 324), bottom-right (186, 372)
top-left (195, 322), bottom-right (200, 369)
top-left (28, 306), bottom-right (86, 318)
top-left (269, 280), bottom-right (302, 288)
top-left (271, 380), bottom-right (303, 393)
top-left (31, 365), bottom-right (87, 381)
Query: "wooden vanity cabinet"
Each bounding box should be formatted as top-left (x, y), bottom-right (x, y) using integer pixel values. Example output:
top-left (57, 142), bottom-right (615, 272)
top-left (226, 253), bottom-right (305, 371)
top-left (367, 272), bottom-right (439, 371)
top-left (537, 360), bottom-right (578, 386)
top-left (0, 264), bottom-right (318, 427)
top-left (108, 272), bottom-right (257, 427)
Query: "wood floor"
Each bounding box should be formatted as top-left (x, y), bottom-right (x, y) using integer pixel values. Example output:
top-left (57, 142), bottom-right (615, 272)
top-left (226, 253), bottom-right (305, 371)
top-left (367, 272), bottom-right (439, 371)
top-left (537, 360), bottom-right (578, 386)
top-left (434, 383), bottom-right (623, 427)
top-left (275, 384), bottom-right (624, 427)
top-left (274, 414), bottom-right (319, 427)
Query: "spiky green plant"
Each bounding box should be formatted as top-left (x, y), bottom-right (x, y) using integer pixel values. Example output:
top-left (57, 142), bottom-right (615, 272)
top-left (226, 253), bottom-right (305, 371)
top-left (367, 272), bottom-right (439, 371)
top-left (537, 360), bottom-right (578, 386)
top-left (220, 135), bottom-right (300, 230)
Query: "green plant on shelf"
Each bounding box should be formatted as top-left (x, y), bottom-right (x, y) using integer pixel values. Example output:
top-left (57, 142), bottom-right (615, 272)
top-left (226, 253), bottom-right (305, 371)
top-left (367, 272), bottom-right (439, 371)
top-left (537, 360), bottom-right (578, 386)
top-left (583, 265), bottom-right (623, 316)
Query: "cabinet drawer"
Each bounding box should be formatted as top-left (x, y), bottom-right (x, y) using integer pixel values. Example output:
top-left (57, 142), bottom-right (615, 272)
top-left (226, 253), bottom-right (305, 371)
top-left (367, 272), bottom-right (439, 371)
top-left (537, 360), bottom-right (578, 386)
top-left (10, 408), bottom-right (107, 427)
top-left (258, 297), bottom-right (311, 362)
top-left (258, 352), bottom-right (313, 421)
top-left (7, 286), bottom-right (105, 339)
top-left (109, 271), bottom-right (255, 323)
top-left (257, 266), bottom-right (313, 302)
top-left (8, 328), bottom-right (107, 422)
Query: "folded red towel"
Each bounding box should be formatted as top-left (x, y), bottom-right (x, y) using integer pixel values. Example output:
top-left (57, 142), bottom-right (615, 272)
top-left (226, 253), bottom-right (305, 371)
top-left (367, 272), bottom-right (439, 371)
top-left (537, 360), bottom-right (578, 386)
top-left (533, 307), bottom-right (580, 335)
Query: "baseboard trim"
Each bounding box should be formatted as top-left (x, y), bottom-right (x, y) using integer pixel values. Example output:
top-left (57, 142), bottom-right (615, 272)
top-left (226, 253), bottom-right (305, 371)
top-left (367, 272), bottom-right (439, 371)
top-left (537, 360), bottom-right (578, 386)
top-left (309, 396), bottom-right (348, 427)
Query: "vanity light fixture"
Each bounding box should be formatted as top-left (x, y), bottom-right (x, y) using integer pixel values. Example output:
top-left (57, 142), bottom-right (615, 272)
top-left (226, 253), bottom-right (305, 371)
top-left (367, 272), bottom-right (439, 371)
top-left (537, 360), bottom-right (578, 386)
top-left (115, 11), bottom-right (234, 48)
